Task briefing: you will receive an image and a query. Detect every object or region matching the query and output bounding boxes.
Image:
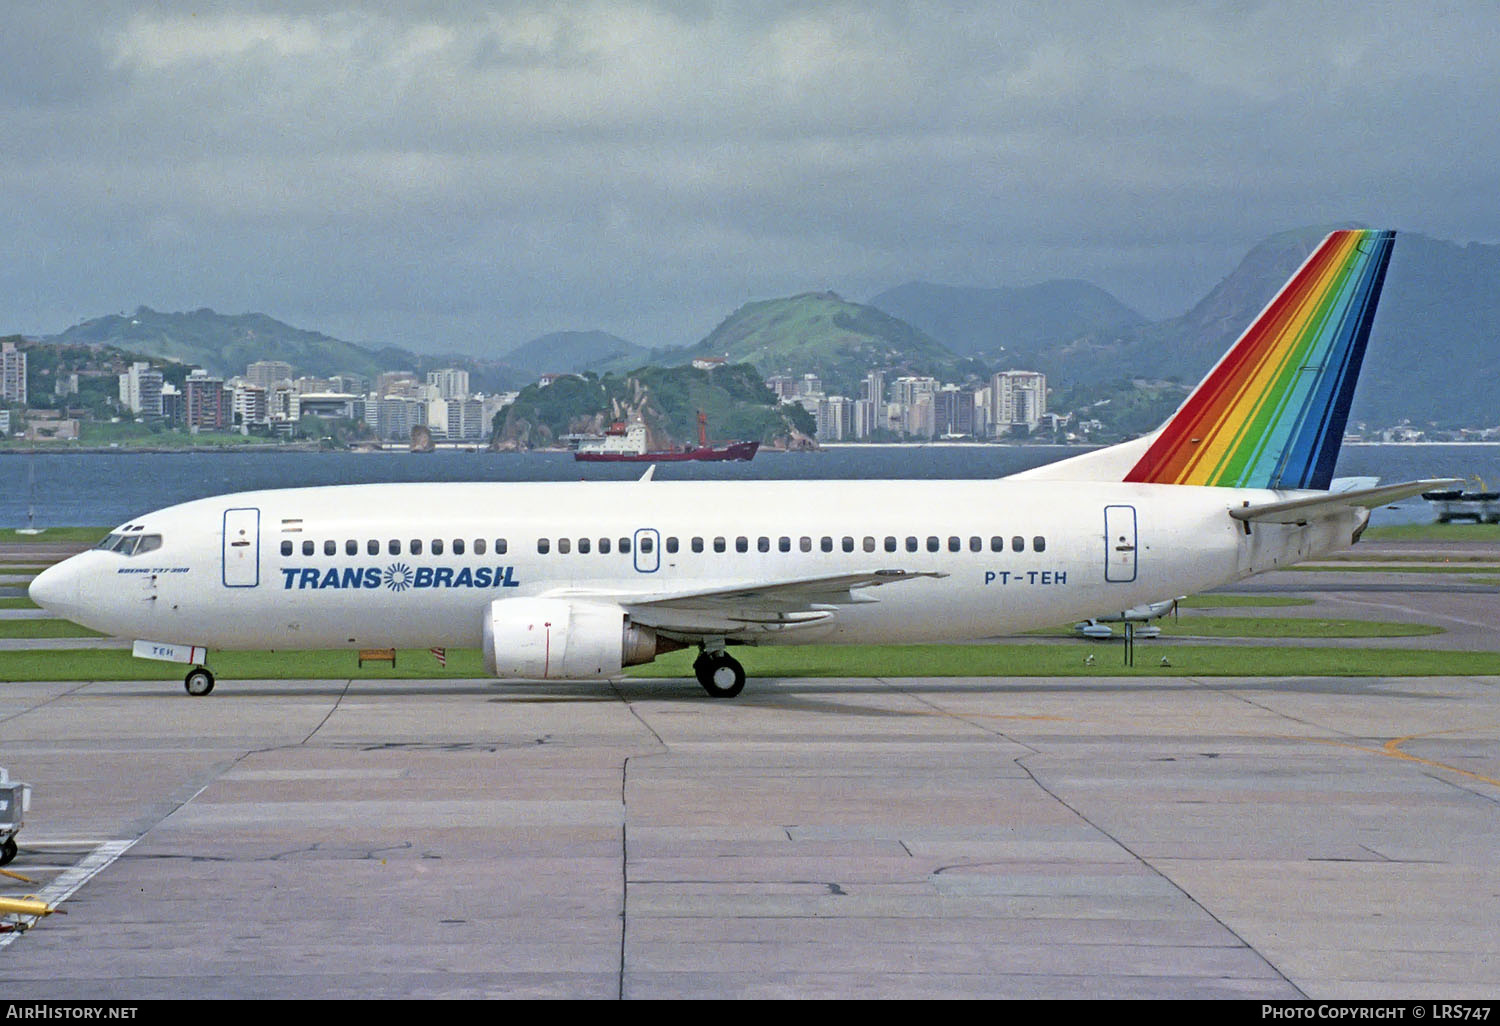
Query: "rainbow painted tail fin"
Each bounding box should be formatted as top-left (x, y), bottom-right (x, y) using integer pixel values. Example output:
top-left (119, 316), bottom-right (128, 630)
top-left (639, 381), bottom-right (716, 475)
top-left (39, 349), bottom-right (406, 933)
top-left (1016, 229), bottom-right (1396, 490)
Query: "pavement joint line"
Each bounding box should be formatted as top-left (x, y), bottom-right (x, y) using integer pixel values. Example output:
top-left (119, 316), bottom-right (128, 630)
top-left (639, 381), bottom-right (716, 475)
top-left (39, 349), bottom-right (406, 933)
top-left (0, 838), bottom-right (136, 950)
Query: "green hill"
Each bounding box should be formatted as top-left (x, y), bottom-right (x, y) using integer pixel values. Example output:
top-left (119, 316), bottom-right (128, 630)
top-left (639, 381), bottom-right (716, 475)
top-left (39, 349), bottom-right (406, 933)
top-left (683, 292), bottom-right (971, 397)
top-left (52, 306), bottom-right (398, 381)
top-left (498, 363), bottom-right (813, 450)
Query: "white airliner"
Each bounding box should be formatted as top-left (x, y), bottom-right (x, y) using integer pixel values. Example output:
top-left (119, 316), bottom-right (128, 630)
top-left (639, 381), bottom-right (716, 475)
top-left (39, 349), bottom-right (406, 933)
top-left (29, 230), bottom-right (1451, 698)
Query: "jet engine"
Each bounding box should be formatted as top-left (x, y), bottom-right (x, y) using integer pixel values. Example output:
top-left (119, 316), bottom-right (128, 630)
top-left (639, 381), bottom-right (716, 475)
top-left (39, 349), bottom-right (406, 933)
top-left (482, 598), bottom-right (667, 680)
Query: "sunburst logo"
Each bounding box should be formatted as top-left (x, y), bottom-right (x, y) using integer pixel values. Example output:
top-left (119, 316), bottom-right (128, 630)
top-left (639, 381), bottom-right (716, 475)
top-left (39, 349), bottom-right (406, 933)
top-left (383, 563), bottom-right (414, 592)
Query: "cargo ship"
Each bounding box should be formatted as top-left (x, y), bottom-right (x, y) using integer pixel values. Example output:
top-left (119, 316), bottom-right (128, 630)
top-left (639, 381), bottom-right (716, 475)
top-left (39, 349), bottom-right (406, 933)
top-left (574, 411), bottom-right (759, 463)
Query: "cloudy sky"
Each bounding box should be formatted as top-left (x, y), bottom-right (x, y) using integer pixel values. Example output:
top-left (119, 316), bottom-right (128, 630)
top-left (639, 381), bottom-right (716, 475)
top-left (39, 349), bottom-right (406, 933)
top-left (3, 1), bottom-right (1496, 356)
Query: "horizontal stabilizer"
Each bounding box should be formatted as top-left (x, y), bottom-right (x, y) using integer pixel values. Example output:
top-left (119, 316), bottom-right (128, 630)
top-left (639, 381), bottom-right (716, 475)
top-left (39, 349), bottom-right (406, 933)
top-left (1229, 478), bottom-right (1459, 525)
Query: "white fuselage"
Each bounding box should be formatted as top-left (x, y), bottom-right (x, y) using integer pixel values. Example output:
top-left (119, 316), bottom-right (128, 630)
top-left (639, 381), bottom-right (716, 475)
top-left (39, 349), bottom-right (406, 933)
top-left (31, 478), bottom-right (1359, 655)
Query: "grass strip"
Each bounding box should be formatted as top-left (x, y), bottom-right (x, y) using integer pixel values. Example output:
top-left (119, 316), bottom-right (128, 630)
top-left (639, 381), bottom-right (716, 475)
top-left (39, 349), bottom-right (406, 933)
top-left (1177, 595), bottom-right (1314, 609)
top-left (0, 527), bottom-right (110, 544)
top-left (1161, 616), bottom-right (1441, 638)
top-left (1363, 524), bottom-right (1500, 541)
top-left (5, 642), bottom-right (1500, 683)
top-left (0, 619), bottom-right (104, 638)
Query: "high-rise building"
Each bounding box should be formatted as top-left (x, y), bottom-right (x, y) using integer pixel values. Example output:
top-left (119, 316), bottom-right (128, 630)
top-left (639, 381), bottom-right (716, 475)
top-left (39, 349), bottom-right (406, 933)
top-left (185, 370), bottom-right (230, 431)
top-left (991, 371), bottom-right (1047, 434)
top-left (118, 362), bottom-right (164, 418)
top-left (246, 361), bottom-right (293, 392)
top-left (427, 368), bottom-right (470, 400)
top-left (232, 384), bottom-right (269, 427)
top-left (1, 342), bottom-right (26, 404)
top-left (815, 395), bottom-right (852, 441)
top-left (933, 385), bottom-right (976, 437)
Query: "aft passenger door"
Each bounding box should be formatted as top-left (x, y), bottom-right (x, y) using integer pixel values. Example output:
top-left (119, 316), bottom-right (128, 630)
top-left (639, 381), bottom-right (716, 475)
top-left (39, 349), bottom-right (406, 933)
top-left (222, 507), bottom-right (261, 588)
top-left (1104, 505), bottom-right (1137, 583)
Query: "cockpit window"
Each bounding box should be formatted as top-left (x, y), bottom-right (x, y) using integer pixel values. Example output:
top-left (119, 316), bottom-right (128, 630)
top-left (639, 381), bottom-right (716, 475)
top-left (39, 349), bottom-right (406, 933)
top-left (94, 532), bottom-right (162, 556)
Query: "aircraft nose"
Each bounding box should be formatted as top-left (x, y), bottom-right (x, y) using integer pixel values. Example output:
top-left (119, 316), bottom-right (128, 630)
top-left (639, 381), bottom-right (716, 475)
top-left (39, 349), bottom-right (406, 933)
top-left (28, 560), bottom-right (80, 618)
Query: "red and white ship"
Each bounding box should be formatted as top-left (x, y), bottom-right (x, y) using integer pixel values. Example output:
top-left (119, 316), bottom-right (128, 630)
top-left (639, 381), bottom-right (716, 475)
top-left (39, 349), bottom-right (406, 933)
top-left (574, 411), bottom-right (759, 463)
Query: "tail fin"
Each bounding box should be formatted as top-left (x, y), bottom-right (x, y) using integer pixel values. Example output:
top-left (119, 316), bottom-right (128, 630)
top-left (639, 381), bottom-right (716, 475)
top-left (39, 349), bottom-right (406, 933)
top-left (1014, 229), bottom-right (1395, 489)
top-left (1125, 228), bottom-right (1395, 489)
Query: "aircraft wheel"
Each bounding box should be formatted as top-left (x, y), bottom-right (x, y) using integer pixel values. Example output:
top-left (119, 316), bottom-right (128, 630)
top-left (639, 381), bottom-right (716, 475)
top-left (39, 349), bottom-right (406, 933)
top-left (0, 837), bottom-right (16, 866)
top-left (184, 666), bottom-right (216, 697)
top-left (698, 653), bottom-right (746, 699)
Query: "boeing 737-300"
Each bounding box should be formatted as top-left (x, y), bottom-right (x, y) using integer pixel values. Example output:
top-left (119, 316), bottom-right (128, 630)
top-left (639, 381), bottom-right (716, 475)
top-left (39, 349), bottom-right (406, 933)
top-left (29, 229), bottom-right (1450, 697)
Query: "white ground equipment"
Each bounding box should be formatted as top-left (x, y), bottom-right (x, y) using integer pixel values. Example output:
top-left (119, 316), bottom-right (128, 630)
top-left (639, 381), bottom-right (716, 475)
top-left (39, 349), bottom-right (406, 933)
top-left (0, 768), bottom-right (32, 866)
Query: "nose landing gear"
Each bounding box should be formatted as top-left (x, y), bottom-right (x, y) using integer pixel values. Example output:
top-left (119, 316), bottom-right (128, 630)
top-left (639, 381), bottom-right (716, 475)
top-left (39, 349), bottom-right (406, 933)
top-left (184, 666), bottom-right (216, 697)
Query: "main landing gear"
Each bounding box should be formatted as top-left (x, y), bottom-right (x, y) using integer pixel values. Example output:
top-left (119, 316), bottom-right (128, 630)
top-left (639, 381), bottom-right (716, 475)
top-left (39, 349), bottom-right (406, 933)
top-left (693, 649), bottom-right (746, 699)
top-left (184, 665), bottom-right (216, 697)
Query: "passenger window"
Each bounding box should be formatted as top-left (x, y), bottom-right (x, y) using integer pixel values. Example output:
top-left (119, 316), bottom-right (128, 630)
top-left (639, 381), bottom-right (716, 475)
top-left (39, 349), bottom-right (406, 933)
top-left (735, 536), bottom-right (747, 553)
top-left (757, 537), bottom-right (770, 553)
top-left (779, 537), bottom-right (791, 553)
top-left (619, 537), bottom-right (631, 554)
top-left (713, 537), bottom-right (726, 553)
top-left (926, 536), bottom-right (940, 553)
top-left (665, 537), bottom-right (677, 554)
top-left (474, 539), bottom-right (487, 556)
top-left (906, 536), bottom-right (919, 553)
top-left (947, 537), bottom-right (960, 553)
top-left (453, 539), bottom-right (465, 556)
top-left (692, 537), bottom-right (704, 553)
top-left (321, 540), bottom-right (334, 556)
top-left (598, 538), bottom-right (610, 554)
top-left (842, 537), bottom-right (854, 553)
top-left (639, 536), bottom-right (653, 554)
top-left (1033, 536), bottom-right (1046, 553)
top-left (346, 540), bottom-right (358, 556)
top-left (389, 539), bottom-right (401, 555)
top-left (884, 536), bottom-right (897, 552)
top-left (368, 539), bottom-right (380, 556)
top-left (1012, 536), bottom-right (1024, 552)
top-left (432, 539), bottom-right (445, 556)
top-left (991, 536), bottom-right (1004, 552)
top-left (558, 538), bottom-right (571, 554)
top-left (410, 539), bottom-right (423, 556)
top-left (495, 539), bottom-right (508, 555)
top-left (969, 537), bottom-right (982, 552)
top-left (800, 537), bottom-right (812, 552)
top-left (537, 538), bottom-right (550, 554)
top-left (281, 540), bottom-right (293, 556)
top-left (579, 537), bottom-right (591, 554)
top-left (863, 537), bottom-right (876, 552)
top-left (820, 537), bottom-right (833, 553)
top-left (303, 540), bottom-right (315, 556)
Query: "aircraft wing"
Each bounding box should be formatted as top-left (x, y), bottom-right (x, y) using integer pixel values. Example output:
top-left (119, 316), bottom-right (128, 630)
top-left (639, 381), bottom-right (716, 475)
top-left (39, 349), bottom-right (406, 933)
top-left (545, 569), bottom-right (945, 636)
top-left (1229, 479), bottom-right (1460, 525)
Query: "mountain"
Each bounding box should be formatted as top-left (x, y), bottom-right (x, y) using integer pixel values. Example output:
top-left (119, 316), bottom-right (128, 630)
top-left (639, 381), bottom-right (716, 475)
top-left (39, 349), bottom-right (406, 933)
top-left (501, 331), bottom-right (646, 378)
top-left (682, 291), bottom-right (973, 397)
top-left (867, 279), bottom-right (1147, 361)
top-left (1030, 225), bottom-right (1500, 429)
top-left (52, 306), bottom-right (399, 381)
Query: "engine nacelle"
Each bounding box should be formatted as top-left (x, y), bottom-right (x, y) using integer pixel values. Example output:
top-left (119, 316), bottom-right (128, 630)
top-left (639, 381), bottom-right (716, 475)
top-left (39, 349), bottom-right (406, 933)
top-left (482, 598), bottom-right (662, 680)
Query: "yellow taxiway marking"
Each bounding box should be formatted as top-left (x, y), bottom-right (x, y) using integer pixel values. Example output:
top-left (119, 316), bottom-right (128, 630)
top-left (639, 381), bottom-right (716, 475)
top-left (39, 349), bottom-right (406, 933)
top-left (1294, 726), bottom-right (1500, 789)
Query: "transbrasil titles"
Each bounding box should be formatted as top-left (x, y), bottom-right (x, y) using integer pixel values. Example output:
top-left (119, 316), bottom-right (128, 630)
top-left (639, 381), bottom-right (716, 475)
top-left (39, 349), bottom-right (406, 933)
top-left (280, 563), bottom-right (521, 592)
